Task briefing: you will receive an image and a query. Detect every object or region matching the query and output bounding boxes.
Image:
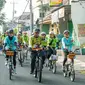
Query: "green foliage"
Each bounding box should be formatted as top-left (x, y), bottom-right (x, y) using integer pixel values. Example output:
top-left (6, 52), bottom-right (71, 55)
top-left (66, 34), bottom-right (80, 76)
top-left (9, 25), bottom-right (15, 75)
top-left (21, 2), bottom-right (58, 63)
top-left (0, 0), bottom-right (6, 24)
top-left (0, 0), bottom-right (6, 10)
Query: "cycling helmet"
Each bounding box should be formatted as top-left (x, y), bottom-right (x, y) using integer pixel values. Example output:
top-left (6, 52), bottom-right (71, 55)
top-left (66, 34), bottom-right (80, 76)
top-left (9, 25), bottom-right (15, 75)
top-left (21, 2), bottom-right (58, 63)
top-left (63, 30), bottom-right (69, 34)
top-left (41, 32), bottom-right (46, 35)
top-left (49, 31), bottom-right (55, 35)
top-left (9, 29), bottom-right (14, 34)
top-left (34, 28), bottom-right (40, 33)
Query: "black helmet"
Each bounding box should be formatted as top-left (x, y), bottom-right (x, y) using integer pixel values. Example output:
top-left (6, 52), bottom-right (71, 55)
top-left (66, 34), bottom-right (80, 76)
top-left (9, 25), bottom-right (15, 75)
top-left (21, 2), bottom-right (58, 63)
top-left (9, 29), bottom-right (14, 34)
top-left (34, 28), bottom-right (40, 33)
top-left (63, 30), bottom-right (69, 34)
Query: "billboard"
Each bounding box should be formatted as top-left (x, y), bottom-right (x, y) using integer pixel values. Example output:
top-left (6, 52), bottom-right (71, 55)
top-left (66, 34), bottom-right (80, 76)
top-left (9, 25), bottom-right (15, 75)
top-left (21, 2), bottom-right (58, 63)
top-left (49, 0), bottom-right (63, 7)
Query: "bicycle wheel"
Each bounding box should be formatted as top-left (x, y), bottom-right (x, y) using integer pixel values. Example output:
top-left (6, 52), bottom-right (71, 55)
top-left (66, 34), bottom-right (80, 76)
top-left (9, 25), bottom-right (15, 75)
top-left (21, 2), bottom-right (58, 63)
top-left (35, 61), bottom-right (38, 78)
top-left (20, 51), bottom-right (23, 67)
top-left (52, 62), bottom-right (57, 74)
top-left (70, 70), bottom-right (75, 82)
top-left (63, 65), bottom-right (67, 77)
top-left (38, 58), bottom-right (42, 83)
top-left (9, 65), bottom-right (12, 80)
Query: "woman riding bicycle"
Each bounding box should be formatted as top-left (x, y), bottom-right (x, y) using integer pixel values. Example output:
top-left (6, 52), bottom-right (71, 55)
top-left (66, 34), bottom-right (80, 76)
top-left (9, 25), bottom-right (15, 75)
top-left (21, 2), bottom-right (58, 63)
top-left (40, 32), bottom-right (48, 65)
top-left (62, 30), bottom-right (73, 72)
top-left (47, 31), bottom-right (58, 59)
top-left (4, 29), bottom-right (18, 73)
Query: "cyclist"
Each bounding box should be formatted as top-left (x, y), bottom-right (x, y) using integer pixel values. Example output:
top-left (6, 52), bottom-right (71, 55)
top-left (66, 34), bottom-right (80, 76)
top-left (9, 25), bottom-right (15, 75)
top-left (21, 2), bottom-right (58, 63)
top-left (4, 29), bottom-right (18, 73)
top-left (40, 32), bottom-right (47, 65)
top-left (17, 33), bottom-right (24, 46)
top-left (29, 28), bottom-right (41, 74)
top-left (23, 32), bottom-right (29, 46)
top-left (47, 31), bottom-right (58, 59)
top-left (62, 30), bottom-right (73, 72)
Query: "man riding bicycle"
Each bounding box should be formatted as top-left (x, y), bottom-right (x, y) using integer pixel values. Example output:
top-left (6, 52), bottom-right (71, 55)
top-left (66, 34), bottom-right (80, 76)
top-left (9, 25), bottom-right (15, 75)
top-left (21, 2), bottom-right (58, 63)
top-left (29, 28), bottom-right (42, 74)
top-left (4, 29), bottom-right (18, 73)
top-left (62, 30), bottom-right (73, 72)
top-left (17, 33), bottom-right (24, 46)
top-left (23, 32), bottom-right (29, 45)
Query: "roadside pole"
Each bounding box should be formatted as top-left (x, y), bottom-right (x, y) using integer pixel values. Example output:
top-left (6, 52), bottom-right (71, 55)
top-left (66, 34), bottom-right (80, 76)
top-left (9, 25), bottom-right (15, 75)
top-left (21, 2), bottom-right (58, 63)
top-left (30, 0), bottom-right (33, 35)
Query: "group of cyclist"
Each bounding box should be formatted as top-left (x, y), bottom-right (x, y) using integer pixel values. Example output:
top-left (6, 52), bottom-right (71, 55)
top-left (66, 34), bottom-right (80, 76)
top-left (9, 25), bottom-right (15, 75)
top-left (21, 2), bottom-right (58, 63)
top-left (0, 27), bottom-right (73, 74)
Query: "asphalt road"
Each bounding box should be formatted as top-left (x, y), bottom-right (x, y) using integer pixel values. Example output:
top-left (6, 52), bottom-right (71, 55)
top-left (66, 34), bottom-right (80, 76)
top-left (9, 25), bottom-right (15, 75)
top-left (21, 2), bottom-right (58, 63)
top-left (0, 52), bottom-right (85, 85)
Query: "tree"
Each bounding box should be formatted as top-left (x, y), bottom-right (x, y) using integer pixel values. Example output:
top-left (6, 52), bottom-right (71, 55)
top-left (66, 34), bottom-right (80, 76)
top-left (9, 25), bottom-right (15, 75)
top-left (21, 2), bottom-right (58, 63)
top-left (37, 0), bottom-right (50, 18)
top-left (0, 13), bottom-right (5, 25)
top-left (0, 0), bottom-right (6, 11)
top-left (0, 0), bottom-right (6, 32)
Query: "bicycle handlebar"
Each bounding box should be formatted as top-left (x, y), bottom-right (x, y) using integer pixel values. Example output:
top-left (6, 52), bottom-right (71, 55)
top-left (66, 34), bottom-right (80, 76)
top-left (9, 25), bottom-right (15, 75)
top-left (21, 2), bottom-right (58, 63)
top-left (32, 48), bottom-right (42, 51)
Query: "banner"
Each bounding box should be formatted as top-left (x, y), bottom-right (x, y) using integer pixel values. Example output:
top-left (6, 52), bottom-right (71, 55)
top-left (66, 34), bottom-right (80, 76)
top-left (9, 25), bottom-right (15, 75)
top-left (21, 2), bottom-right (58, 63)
top-left (49, 0), bottom-right (63, 7)
top-left (78, 24), bottom-right (85, 37)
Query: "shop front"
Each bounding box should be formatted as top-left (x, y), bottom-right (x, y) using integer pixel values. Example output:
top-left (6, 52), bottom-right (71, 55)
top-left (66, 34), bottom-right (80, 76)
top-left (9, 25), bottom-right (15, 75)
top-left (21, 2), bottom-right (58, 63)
top-left (58, 5), bottom-right (73, 36)
top-left (39, 14), bottom-right (51, 34)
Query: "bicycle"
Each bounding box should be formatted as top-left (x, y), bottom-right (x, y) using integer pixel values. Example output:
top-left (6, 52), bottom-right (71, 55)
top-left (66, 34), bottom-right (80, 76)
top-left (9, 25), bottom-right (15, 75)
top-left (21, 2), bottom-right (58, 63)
top-left (32, 48), bottom-right (43, 83)
top-left (17, 45), bottom-right (24, 67)
top-left (6, 50), bottom-right (14, 80)
top-left (45, 47), bottom-right (58, 74)
top-left (23, 44), bottom-right (28, 60)
top-left (63, 51), bottom-right (76, 82)
top-left (48, 54), bottom-right (58, 74)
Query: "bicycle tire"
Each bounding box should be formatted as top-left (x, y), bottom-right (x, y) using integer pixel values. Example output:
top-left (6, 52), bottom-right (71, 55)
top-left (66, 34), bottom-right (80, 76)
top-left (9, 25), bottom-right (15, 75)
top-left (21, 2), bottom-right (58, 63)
top-left (70, 70), bottom-right (75, 82)
top-left (35, 61), bottom-right (38, 78)
top-left (63, 65), bottom-right (67, 77)
top-left (53, 63), bottom-right (57, 74)
top-left (38, 58), bottom-right (42, 83)
top-left (20, 51), bottom-right (23, 67)
top-left (9, 65), bottom-right (12, 80)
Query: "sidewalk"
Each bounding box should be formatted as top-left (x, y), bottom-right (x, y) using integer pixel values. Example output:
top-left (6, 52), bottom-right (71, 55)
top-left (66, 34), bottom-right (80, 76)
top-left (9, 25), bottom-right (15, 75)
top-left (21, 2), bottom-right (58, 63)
top-left (57, 50), bottom-right (85, 71)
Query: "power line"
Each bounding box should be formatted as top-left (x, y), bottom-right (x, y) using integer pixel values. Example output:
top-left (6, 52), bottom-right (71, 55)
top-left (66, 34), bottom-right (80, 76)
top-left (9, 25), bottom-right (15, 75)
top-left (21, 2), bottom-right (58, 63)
top-left (18, 0), bottom-right (30, 21)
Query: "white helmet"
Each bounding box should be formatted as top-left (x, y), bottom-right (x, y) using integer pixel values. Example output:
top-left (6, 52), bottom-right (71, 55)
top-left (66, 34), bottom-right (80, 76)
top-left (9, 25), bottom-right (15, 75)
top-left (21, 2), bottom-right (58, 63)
top-left (49, 31), bottom-right (55, 35)
top-left (41, 32), bottom-right (46, 35)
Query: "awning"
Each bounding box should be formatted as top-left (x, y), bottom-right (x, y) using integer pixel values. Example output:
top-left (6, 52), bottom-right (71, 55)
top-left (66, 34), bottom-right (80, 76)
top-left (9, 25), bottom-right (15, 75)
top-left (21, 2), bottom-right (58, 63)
top-left (39, 14), bottom-right (51, 24)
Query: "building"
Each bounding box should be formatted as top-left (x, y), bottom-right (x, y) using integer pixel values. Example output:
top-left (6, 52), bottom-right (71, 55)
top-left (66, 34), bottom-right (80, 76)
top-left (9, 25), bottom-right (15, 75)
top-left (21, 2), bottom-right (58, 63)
top-left (37, 0), bottom-right (73, 35)
top-left (71, 0), bottom-right (85, 48)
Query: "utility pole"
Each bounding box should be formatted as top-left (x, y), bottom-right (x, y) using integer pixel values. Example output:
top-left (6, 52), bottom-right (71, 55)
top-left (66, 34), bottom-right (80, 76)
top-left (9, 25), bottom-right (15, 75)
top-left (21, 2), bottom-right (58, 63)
top-left (12, 0), bottom-right (15, 21)
top-left (10, 0), bottom-right (17, 22)
top-left (41, 0), bottom-right (43, 32)
top-left (30, 0), bottom-right (33, 35)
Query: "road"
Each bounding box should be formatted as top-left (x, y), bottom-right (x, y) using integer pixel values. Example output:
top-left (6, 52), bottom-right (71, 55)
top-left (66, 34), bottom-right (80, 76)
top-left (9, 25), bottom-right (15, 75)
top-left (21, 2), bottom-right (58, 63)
top-left (0, 52), bottom-right (85, 85)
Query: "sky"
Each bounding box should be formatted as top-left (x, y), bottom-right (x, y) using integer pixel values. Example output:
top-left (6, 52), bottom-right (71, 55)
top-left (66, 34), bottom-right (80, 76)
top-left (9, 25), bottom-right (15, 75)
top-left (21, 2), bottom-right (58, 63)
top-left (3, 0), bottom-right (38, 21)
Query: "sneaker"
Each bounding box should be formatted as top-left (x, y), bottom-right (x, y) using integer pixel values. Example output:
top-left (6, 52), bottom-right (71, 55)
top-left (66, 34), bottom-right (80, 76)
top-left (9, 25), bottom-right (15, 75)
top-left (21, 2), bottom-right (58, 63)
top-left (7, 64), bottom-right (9, 69)
top-left (13, 68), bottom-right (17, 74)
top-left (30, 71), bottom-right (33, 74)
top-left (5, 60), bottom-right (8, 66)
top-left (63, 66), bottom-right (65, 72)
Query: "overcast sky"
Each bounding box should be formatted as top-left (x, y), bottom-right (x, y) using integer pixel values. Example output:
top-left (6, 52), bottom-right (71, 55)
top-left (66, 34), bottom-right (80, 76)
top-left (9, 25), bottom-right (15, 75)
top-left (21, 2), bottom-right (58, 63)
top-left (3, 0), bottom-right (38, 20)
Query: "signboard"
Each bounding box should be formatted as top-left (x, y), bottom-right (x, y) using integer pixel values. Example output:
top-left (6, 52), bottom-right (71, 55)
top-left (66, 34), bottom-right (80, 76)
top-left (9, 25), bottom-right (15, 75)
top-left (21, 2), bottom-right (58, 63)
top-left (78, 24), bottom-right (85, 37)
top-left (63, 0), bottom-right (69, 5)
top-left (49, 0), bottom-right (63, 7)
top-left (59, 7), bottom-right (64, 18)
top-left (51, 11), bottom-right (59, 24)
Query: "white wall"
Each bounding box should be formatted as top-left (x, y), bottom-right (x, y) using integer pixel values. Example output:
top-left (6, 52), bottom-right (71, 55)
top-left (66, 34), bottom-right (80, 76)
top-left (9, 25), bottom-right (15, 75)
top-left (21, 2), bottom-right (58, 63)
top-left (71, 1), bottom-right (85, 46)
